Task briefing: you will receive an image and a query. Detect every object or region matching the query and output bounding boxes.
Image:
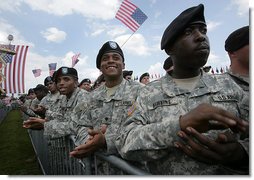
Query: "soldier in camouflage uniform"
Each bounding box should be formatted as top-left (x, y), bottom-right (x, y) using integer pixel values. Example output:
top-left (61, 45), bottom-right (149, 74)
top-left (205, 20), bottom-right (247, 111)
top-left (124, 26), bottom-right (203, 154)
top-left (22, 88), bottom-right (36, 109)
top-left (21, 84), bottom-right (48, 118)
top-left (23, 67), bottom-right (90, 174)
top-left (41, 67), bottom-right (89, 138)
top-left (225, 26), bottom-right (249, 92)
top-left (35, 76), bottom-right (63, 121)
top-left (175, 25), bottom-right (250, 175)
top-left (174, 25), bottom-right (250, 175)
top-left (23, 67), bottom-right (89, 134)
top-left (69, 41), bottom-right (143, 174)
top-left (115, 4), bottom-right (249, 175)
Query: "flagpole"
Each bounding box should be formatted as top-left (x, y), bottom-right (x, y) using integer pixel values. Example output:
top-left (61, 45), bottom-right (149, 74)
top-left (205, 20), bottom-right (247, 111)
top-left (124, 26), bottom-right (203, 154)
top-left (121, 32), bottom-right (135, 48)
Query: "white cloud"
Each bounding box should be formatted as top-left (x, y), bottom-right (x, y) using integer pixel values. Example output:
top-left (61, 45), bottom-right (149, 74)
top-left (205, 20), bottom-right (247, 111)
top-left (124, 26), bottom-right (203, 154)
top-left (115, 34), bottom-right (151, 56)
top-left (154, 11), bottom-right (162, 19)
top-left (147, 62), bottom-right (163, 75)
top-left (91, 29), bottom-right (105, 37)
top-left (22, 0), bottom-right (119, 20)
top-left (0, 0), bottom-right (22, 13)
top-left (207, 21), bottom-right (222, 31)
top-left (0, 18), bottom-right (34, 47)
top-left (107, 26), bottom-right (127, 37)
top-left (207, 51), bottom-right (230, 69)
top-left (41, 27), bottom-right (66, 43)
top-left (25, 50), bottom-right (100, 92)
top-left (231, 0), bottom-right (249, 16)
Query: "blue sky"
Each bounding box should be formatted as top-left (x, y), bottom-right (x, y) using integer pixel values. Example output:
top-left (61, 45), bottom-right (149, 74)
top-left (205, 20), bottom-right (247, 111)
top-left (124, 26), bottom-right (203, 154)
top-left (0, 0), bottom-right (250, 93)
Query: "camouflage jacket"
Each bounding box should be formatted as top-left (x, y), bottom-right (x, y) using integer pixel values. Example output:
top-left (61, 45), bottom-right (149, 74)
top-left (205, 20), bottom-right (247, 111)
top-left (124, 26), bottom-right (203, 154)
top-left (74, 78), bottom-right (142, 155)
top-left (227, 70), bottom-right (249, 92)
top-left (39, 91), bottom-right (63, 121)
top-left (115, 72), bottom-right (249, 175)
top-left (44, 88), bottom-right (89, 138)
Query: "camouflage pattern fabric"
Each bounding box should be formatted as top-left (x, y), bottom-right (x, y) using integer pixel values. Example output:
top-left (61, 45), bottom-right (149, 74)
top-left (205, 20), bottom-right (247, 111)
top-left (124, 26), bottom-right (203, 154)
top-left (115, 72), bottom-right (249, 175)
top-left (44, 88), bottom-right (89, 138)
top-left (74, 79), bottom-right (142, 174)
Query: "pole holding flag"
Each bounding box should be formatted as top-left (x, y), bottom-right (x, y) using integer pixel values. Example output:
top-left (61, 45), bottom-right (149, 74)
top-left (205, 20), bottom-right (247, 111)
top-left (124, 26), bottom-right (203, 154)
top-left (115, 0), bottom-right (148, 47)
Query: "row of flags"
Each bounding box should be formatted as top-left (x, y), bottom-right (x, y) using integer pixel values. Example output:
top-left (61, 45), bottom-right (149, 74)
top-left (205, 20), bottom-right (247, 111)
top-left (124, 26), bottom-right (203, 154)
top-left (32, 0), bottom-right (146, 79)
top-left (211, 67), bottom-right (229, 74)
top-left (32, 53), bottom-right (80, 78)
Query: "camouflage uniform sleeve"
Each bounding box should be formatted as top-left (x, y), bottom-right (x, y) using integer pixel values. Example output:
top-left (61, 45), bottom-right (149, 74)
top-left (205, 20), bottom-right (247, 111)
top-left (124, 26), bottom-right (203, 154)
top-left (23, 108), bottom-right (38, 117)
top-left (72, 101), bottom-right (91, 146)
top-left (38, 96), bottom-right (47, 108)
top-left (44, 119), bottom-right (75, 138)
top-left (105, 82), bottom-right (143, 155)
top-left (115, 92), bottom-right (181, 162)
top-left (105, 131), bottom-right (117, 155)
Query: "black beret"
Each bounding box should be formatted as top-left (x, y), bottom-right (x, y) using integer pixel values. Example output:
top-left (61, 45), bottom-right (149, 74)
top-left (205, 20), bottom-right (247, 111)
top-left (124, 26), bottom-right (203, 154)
top-left (123, 70), bottom-right (133, 78)
top-left (161, 4), bottom-right (206, 50)
top-left (225, 26), bottom-right (249, 52)
top-left (96, 41), bottom-right (124, 69)
top-left (33, 84), bottom-right (47, 92)
top-left (79, 78), bottom-right (91, 87)
top-left (163, 56), bottom-right (173, 70)
top-left (54, 67), bottom-right (78, 82)
top-left (139, 72), bottom-right (149, 82)
top-left (44, 76), bottom-right (53, 86)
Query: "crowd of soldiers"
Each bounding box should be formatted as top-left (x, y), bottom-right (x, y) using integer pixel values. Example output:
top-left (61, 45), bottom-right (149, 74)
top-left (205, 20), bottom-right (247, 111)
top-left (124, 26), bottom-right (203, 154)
top-left (18, 4), bottom-right (249, 175)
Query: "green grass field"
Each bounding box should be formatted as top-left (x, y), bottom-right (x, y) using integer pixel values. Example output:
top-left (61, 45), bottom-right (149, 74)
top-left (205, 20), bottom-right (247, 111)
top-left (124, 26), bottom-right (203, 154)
top-left (0, 110), bottom-right (43, 175)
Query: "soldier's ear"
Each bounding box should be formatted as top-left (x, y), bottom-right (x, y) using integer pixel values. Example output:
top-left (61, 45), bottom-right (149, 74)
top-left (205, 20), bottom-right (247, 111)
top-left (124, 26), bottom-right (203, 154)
top-left (74, 79), bottom-right (79, 87)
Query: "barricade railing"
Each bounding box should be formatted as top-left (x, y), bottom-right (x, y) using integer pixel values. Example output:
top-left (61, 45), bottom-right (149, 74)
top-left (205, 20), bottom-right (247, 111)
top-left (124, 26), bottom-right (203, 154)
top-left (0, 100), bottom-right (17, 124)
top-left (24, 113), bottom-right (150, 175)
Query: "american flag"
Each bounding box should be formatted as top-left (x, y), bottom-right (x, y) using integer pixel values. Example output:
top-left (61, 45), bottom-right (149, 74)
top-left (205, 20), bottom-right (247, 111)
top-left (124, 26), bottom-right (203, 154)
top-left (72, 53), bottom-right (80, 68)
top-left (0, 44), bottom-right (15, 63)
top-left (32, 69), bottom-right (42, 78)
top-left (48, 63), bottom-right (57, 76)
top-left (115, 0), bottom-right (148, 32)
top-left (0, 45), bottom-right (29, 94)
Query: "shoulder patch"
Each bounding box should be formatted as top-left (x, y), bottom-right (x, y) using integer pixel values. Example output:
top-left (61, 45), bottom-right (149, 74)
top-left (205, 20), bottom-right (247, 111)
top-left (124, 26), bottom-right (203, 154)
top-left (127, 101), bottom-right (136, 117)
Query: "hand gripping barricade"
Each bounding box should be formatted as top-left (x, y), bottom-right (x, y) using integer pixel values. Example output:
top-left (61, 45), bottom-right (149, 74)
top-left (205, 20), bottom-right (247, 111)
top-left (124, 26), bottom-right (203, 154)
top-left (23, 113), bottom-right (150, 175)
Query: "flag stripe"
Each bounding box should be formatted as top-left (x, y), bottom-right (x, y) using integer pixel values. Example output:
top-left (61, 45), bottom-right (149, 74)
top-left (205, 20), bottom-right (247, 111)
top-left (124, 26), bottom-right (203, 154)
top-left (115, 0), bottom-right (147, 32)
top-left (116, 7), bottom-right (139, 30)
top-left (21, 46), bottom-right (28, 93)
top-left (116, 13), bottom-right (137, 32)
top-left (1, 45), bottom-right (29, 94)
top-left (13, 46), bottom-right (23, 93)
top-left (116, 5), bottom-right (139, 31)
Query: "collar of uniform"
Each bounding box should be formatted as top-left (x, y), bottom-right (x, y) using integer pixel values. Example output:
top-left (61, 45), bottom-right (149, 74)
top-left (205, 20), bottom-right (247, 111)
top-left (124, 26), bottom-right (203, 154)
top-left (162, 73), bottom-right (188, 96)
top-left (95, 78), bottom-right (126, 101)
top-left (65, 88), bottom-right (81, 107)
top-left (162, 70), bottom-right (222, 96)
top-left (108, 78), bottom-right (126, 101)
top-left (227, 70), bottom-right (249, 85)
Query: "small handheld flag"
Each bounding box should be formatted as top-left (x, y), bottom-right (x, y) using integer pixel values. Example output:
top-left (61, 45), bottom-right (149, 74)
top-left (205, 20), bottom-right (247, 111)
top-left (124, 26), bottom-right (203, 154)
top-left (115, 0), bottom-right (148, 32)
top-left (72, 53), bottom-right (80, 68)
top-left (32, 69), bottom-right (42, 78)
top-left (48, 63), bottom-right (57, 76)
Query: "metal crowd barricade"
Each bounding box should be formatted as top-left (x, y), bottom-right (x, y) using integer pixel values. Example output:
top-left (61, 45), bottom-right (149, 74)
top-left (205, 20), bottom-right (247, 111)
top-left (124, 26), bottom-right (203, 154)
top-left (0, 100), bottom-right (12, 124)
top-left (28, 130), bottom-right (91, 175)
top-left (26, 128), bottom-right (150, 175)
